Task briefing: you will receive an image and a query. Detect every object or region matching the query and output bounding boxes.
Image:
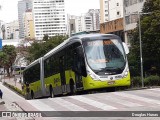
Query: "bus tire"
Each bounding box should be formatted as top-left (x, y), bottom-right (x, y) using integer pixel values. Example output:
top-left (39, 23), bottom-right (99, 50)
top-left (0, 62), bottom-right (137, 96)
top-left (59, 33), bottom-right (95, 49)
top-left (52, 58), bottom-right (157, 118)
top-left (31, 91), bottom-right (34, 99)
top-left (49, 86), bottom-right (54, 98)
top-left (70, 80), bottom-right (76, 95)
top-left (107, 87), bottom-right (116, 92)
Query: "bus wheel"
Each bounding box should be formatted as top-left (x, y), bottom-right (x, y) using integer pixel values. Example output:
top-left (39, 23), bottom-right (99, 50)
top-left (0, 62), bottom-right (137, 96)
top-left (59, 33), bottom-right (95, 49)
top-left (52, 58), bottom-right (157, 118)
top-left (50, 86), bottom-right (54, 98)
top-left (107, 87), bottom-right (116, 92)
top-left (31, 91), bottom-right (34, 99)
top-left (70, 81), bottom-right (76, 95)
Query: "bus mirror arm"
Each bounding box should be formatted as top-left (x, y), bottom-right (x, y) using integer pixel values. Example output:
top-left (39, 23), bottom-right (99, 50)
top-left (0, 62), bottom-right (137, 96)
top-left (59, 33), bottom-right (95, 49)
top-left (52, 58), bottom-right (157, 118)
top-left (81, 66), bottom-right (87, 77)
top-left (122, 42), bottom-right (129, 54)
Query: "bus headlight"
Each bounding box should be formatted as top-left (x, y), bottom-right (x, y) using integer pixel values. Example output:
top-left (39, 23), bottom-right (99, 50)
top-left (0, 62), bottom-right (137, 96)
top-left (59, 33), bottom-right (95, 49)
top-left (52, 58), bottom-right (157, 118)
top-left (89, 72), bottom-right (100, 80)
top-left (123, 69), bottom-right (128, 78)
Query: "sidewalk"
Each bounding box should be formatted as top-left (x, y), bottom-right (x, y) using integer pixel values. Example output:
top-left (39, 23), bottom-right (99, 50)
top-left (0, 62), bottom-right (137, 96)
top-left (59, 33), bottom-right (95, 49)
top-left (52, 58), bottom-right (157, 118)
top-left (2, 76), bottom-right (22, 90)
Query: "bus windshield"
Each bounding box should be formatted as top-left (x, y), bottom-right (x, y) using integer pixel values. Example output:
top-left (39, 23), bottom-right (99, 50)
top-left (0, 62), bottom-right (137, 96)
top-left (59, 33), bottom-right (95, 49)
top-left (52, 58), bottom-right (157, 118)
top-left (83, 39), bottom-right (126, 75)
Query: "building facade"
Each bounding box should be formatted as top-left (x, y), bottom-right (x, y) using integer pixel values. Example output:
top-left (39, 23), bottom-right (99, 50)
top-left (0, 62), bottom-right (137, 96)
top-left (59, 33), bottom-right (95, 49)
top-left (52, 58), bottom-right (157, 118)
top-left (100, 0), bottom-right (124, 41)
top-left (87, 9), bottom-right (100, 31)
top-left (68, 15), bottom-right (82, 36)
top-left (18, 0), bottom-right (32, 39)
top-left (24, 9), bottom-right (35, 39)
top-left (124, 0), bottom-right (146, 44)
top-left (68, 9), bottom-right (100, 36)
top-left (0, 20), bottom-right (2, 39)
top-left (4, 20), bottom-right (19, 39)
top-left (100, 0), bottom-right (123, 23)
top-left (32, 0), bottom-right (66, 40)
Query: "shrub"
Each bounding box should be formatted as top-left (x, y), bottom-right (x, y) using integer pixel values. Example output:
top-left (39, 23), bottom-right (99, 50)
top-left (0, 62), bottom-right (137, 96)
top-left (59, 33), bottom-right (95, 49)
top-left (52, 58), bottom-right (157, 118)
top-left (131, 76), bottom-right (141, 88)
top-left (3, 82), bottom-right (25, 97)
top-left (144, 75), bottom-right (160, 86)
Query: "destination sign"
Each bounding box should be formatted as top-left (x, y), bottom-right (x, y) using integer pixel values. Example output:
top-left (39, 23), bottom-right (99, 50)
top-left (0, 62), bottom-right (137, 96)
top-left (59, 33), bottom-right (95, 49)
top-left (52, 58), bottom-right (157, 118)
top-left (87, 40), bottom-right (113, 46)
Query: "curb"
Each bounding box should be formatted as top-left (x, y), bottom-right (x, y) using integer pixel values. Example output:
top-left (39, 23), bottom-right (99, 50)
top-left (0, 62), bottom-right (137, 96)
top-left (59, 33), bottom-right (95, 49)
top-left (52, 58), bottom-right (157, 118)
top-left (2, 82), bottom-right (25, 98)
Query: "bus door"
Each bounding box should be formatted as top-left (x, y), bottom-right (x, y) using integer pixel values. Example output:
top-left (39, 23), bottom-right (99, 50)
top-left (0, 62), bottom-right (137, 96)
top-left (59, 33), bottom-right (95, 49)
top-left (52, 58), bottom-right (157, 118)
top-left (73, 46), bottom-right (84, 90)
top-left (59, 56), bottom-right (66, 93)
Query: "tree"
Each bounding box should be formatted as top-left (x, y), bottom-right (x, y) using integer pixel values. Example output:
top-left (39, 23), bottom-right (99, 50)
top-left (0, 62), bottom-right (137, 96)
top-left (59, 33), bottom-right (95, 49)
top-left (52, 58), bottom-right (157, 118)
top-left (26, 35), bottom-right (68, 62)
top-left (43, 34), bottom-right (49, 41)
top-left (0, 45), bottom-right (17, 76)
top-left (129, 0), bottom-right (160, 76)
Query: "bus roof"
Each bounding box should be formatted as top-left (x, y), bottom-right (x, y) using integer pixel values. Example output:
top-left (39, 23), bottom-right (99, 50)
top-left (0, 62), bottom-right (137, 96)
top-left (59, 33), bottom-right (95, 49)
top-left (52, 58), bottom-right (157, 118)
top-left (23, 58), bottom-right (41, 72)
top-left (69, 33), bottom-right (120, 40)
top-left (43, 34), bottom-right (120, 59)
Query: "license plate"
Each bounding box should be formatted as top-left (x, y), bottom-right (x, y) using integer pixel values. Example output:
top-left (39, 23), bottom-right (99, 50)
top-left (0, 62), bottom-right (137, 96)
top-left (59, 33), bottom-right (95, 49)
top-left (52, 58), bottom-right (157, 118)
top-left (108, 81), bottom-right (115, 85)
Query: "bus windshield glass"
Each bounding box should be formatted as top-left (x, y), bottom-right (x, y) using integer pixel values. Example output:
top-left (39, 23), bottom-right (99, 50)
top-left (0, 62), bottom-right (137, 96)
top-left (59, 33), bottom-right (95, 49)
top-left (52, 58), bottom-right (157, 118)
top-left (83, 39), bottom-right (126, 74)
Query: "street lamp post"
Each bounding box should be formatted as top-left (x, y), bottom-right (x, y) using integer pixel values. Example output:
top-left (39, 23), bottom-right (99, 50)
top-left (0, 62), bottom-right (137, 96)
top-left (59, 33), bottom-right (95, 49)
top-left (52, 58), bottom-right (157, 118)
top-left (138, 12), bottom-right (151, 88)
top-left (138, 13), bottom-right (144, 88)
top-left (124, 11), bottom-right (151, 88)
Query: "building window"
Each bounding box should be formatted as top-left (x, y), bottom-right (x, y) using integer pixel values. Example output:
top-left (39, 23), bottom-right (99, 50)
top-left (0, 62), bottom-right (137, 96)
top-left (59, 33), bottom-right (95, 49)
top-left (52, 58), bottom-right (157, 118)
top-left (138, 0), bottom-right (143, 2)
top-left (117, 3), bottom-right (119, 6)
top-left (125, 16), bottom-right (130, 24)
top-left (125, 0), bottom-right (130, 7)
top-left (130, 0), bottom-right (137, 5)
top-left (131, 14), bottom-right (138, 23)
top-left (117, 11), bottom-right (120, 15)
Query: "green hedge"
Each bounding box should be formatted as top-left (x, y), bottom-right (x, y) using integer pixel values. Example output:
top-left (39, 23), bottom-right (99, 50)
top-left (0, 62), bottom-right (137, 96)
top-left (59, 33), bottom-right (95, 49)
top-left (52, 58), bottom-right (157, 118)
top-left (131, 76), bottom-right (142, 88)
top-left (131, 75), bottom-right (160, 87)
top-left (3, 82), bottom-right (25, 97)
top-left (144, 75), bottom-right (160, 86)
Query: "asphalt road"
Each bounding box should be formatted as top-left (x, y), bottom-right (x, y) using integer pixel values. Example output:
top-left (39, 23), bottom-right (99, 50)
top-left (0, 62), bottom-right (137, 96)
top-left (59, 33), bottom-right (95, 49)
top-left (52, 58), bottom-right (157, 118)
top-left (1, 82), bottom-right (160, 120)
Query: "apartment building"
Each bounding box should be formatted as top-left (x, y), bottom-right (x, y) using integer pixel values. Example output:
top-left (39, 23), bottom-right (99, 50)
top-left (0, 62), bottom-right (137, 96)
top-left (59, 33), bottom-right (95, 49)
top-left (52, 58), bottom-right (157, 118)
top-left (100, 0), bottom-right (123, 23)
top-left (24, 9), bottom-right (35, 39)
top-left (68, 15), bottom-right (82, 36)
top-left (100, 0), bottom-right (124, 41)
top-left (0, 20), bottom-right (2, 39)
top-left (33, 0), bottom-right (66, 40)
top-left (124, 0), bottom-right (146, 44)
top-left (68, 9), bottom-right (100, 36)
top-left (5, 20), bottom-right (19, 39)
top-left (87, 9), bottom-right (100, 31)
top-left (18, 0), bottom-right (32, 39)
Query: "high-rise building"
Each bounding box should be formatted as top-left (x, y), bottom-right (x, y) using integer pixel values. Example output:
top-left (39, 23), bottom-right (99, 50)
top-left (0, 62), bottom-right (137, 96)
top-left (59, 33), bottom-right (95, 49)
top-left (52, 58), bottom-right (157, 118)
top-left (5, 20), bottom-right (19, 39)
top-left (87, 9), bottom-right (100, 31)
top-left (100, 0), bottom-right (124, 41)
top-left (124, 0), bottom-right (146, 44)
top-left (68, 15), bottom-right (82, 36)
top-left (24, 9), bottom-right (35, 39)
top-left (18, 0), bottom-right (32, 39)
top-left (0, 20), bottom-right (2, 39)
top-left (100, 0), bottom-right (123, 23)
top-left (68, 9), bottom-right (100, 36)
top-left (32, 0), bottom-right (66, 40)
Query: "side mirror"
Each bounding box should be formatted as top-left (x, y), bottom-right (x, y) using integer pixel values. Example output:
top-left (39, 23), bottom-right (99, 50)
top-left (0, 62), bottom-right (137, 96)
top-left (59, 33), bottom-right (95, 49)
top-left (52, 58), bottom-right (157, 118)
top-left (122, 42), bottom-right (129, 54)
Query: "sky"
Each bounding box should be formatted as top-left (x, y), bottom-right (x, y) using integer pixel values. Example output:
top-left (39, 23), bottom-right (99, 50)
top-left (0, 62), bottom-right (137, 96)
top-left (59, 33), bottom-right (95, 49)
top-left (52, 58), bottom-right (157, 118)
top-left (0, 0), bottom-right (100, 23)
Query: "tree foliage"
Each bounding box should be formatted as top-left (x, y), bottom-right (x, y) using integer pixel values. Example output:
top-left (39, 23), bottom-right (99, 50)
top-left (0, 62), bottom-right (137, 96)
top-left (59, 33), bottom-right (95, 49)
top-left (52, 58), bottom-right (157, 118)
top-left (129, 0), bottom-right (160, 76)
top-left (0, 45), bottom-right (17, 76)
top-left (26, 35), bottom-right (68, 62)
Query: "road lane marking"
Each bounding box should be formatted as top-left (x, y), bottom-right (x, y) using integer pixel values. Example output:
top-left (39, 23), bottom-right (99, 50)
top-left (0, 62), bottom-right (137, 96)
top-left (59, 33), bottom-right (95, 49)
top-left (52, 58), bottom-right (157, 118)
top-left (27, 100), bottom-right (56, 111)
top-left (70, 96), bottom-right (117, 110)
top-left (49, 98), bottom-right (88, 111)
top-left (113, 92), bottom-right (160, 105)
top-left (102, 95), bottom-right (143, 107)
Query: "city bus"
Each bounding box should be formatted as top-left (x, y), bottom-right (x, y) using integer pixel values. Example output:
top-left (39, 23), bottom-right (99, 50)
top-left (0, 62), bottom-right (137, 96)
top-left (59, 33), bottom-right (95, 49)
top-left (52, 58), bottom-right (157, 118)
top-left (23, 34), bottom-right (130, 99)
top-left (23, 58), bottom-right (45, 99)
